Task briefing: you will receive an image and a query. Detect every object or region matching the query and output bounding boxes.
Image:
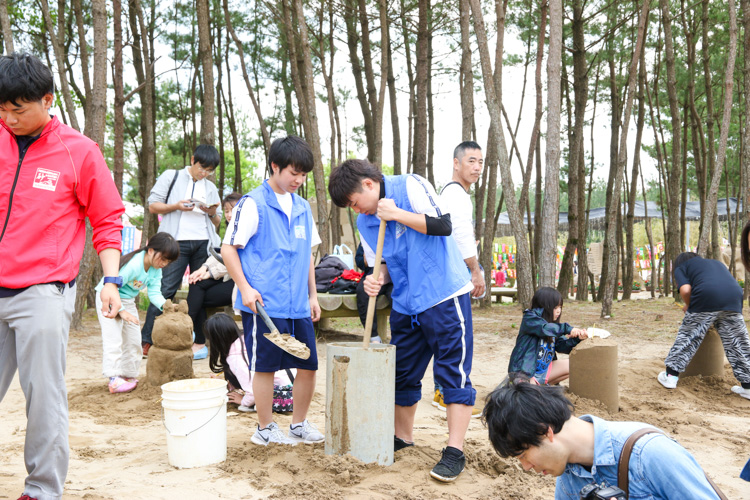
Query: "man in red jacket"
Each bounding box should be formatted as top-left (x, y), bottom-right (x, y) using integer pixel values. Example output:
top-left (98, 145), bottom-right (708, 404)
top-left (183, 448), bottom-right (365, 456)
top-left (0, 53), bottom-right (124, 500)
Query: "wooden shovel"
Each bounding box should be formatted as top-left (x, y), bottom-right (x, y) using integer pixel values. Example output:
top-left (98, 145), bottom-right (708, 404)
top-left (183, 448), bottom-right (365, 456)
top-left (363, 219), bottom-right (387, 348)
top-left (256, 301), bottom-right (311, 359)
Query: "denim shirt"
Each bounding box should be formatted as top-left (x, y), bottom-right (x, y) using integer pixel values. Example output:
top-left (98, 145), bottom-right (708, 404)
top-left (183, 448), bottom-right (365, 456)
top-left (555, 415), bottom-right (720, 500)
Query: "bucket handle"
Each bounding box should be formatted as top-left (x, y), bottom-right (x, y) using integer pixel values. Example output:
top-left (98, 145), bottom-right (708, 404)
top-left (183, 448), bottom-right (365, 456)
top-left (162, 403), bottom-right (224, 438)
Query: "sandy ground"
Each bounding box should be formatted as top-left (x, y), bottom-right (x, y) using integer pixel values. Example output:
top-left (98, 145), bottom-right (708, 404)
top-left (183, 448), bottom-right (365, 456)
top-left (1, 295), bottom-right (750, 499)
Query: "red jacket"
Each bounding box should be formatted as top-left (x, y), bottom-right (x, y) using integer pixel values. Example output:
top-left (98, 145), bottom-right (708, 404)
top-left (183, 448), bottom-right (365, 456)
top-left (0, 116), bottom-right (124, 288)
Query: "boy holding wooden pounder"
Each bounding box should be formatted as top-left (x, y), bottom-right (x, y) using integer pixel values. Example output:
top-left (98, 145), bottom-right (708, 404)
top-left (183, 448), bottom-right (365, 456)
top-left (328, 159), bottom-right (475, 483)
top-left (221, 135), bottom-right (324, 446)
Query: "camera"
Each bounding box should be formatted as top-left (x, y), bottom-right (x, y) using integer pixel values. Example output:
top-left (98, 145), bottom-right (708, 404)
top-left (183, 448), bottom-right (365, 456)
top-left (579, 482), bottom-right (627, 500)
top-left (183, 202), bottom-right (195, 208)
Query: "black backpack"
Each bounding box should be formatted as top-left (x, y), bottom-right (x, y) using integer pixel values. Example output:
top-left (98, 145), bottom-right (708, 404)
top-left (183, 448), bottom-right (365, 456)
top-left (315, 254), bottom-right (347, 292)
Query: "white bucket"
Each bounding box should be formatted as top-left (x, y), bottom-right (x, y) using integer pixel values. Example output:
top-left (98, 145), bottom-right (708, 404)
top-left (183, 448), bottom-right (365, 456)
top-left (161, 378), bottom-right (228, 468)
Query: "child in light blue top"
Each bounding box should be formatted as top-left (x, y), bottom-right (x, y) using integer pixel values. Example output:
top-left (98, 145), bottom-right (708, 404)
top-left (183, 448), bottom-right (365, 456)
top-left (96, 233), bottom-right (179, 393)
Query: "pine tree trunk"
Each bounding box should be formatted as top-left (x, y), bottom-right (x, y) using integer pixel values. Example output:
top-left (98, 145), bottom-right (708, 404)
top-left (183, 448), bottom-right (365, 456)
top-left (696, 0), bottom-right (738, 256)
top-left (558, 0), bottom-right (587, 296)
top-left (197, 0), bottom-right (215, 145)
top-left (601, 0), bottom-right (650, 317)
top-left (0, 0), bottom-right (14, 53)
top-left (469, 0), bottom-right (534, 307)
top-left (113, 0), bottom-right (125, 195)
top-left (413, 0), bottom-right (428, 177)
top-left (459, 0), bottom-right (474, 141)
top-left (539, 0), bottom-right (563, 288)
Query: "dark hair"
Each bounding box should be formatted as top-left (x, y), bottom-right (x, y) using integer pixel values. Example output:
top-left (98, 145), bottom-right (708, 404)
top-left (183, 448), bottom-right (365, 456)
top-left (742, 221), bottom-right (750, 272)
top-left (482, 376), bottom-right (573, 458)
top-left (268, 135), bottom-right (314, 174)
top-left (193, 144), bottom-right (220, 170)
top-left (119, 232), bottom-right (180, 268)
top-left (530, 287), bottom-right (564, 323)
top-left (453, 141), bottom-right (482, 160)
top-left (673, 252), bottom-right (699, 272)
top-left (0, 53), bottom-right (55, 106)
top-left (223, 192), bottom-right (242, 205)
top-left (204, 313), bottom-right (246, 389)
top-left (328, 158), bottom-right (382, 208)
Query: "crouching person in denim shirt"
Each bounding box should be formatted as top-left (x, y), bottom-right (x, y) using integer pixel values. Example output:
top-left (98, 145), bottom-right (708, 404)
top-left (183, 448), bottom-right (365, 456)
top-left (483, 375), bottom-right (723, 500)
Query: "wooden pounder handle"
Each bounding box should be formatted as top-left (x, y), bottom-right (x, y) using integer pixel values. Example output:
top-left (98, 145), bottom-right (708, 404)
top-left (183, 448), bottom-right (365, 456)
top-left (363, 219), bottom-right (387, 348)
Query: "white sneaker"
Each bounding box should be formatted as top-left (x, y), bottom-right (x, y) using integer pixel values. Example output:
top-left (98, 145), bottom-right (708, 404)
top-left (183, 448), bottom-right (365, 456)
top-left (657, 371), bottom-right (678, 389)
top-left (731, 385), bottom-right (750, 400)
top-left (288, 419), bottom-right (325, 444)
top-left (251, 422), bottom-right (297, 446)
top-left (238, 404), bottom-right (256, 413)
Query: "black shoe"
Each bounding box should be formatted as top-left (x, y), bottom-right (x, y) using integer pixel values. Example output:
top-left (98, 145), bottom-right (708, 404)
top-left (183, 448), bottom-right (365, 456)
top-left (394, 436), bottom-right (414, 452)
top-left (430, 446), bottom-right (466, 482)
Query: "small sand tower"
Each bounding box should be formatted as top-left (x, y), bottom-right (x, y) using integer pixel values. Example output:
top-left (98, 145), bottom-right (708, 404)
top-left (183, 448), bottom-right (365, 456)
top-left (147, 300), bottom-right (194, 386)
top-left (682, 327), bottom-right (725, 378)
top-left (569, 336), bottom-right (619, 412)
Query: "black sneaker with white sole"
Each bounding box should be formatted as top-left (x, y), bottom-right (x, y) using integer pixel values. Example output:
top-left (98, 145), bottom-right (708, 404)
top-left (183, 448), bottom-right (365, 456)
top-left (394, 436), bottom-right (414, 452)
top-left (429, 446), bottom-right (466, 482)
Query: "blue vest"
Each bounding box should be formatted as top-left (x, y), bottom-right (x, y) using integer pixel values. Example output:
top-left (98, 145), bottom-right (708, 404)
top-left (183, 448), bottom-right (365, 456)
top-left (234, 180), bottom-right (313, 318)
top-left (357, 175), bottom-right (470, 315)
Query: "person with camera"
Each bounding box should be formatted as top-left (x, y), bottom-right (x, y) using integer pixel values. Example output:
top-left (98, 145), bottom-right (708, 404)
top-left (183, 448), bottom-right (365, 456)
top-left (140, 144), bottom-right (222, 355)
top-left (483, 374), bottom-right (724, 499)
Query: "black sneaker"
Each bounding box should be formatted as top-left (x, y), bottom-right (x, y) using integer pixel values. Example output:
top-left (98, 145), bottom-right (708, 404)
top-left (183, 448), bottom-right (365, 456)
top-left (394, 436), bottom-right (414, 452)
top-left (430, 446), bottom-right (466, 482)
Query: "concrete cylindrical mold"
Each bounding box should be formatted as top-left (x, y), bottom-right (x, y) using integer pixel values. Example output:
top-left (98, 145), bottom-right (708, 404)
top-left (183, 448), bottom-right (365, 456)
top-left (682, 327), bottom-right (725, 378)
top-left (569, 337), bottom-right (619, 413)
top-left (325, 342), bottom-right (395, 465)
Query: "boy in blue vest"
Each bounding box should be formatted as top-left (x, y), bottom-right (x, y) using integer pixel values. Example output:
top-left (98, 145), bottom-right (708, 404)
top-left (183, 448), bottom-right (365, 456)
top-left (328, 159), bottom-right (476, 482)
top-left (221, 136), bottom-right (324, 446)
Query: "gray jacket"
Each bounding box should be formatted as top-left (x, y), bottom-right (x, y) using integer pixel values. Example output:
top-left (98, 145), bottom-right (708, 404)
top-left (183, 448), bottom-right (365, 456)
top-left (148, 167), bottom-right (221, 248)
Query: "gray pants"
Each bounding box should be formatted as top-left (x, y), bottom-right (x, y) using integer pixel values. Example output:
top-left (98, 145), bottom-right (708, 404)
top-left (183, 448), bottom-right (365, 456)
top-left (0, 283), bottom-right (76, 500)
top-left (665, 310), bottom-right (750, 385)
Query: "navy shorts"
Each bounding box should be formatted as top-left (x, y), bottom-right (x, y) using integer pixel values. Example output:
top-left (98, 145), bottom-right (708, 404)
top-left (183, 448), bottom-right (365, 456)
top-left (390, 293), bottom-right (476, 407)
top-left (241, 312), bottom-right (318, 373)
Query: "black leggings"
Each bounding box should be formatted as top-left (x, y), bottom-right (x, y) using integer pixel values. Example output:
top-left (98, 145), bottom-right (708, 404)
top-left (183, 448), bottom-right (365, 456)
top-left (186, 278), bottom-right (234, 344)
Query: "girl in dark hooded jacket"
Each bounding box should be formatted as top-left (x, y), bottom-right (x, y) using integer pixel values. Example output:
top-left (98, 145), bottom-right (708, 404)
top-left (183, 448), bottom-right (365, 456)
top-left (507, 287), bottom-right (588, 385)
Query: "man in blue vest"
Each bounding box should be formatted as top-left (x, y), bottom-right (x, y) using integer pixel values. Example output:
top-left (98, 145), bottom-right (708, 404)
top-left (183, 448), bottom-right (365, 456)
top-left (328, 159), bottom-right (475, 482)
top-left (221, 136), bottom-right (324, 446)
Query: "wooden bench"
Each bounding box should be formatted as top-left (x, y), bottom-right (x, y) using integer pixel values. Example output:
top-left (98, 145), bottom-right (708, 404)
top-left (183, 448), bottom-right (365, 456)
top-left (172, 289), bottom-right (392, 341)
top-left (317, 292), bottom-right (391, 342)
top-left (491, 286), bottom-right (518, 302)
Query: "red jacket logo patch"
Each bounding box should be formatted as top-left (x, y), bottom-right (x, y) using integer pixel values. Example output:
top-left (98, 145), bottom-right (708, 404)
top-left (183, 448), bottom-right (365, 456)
top-left (33, 168), bottom-right (60, 191)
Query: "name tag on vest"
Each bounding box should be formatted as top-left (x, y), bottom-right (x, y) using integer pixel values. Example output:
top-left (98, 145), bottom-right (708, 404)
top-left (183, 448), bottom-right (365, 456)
top-left (294, 225), bottom-right (306, 239)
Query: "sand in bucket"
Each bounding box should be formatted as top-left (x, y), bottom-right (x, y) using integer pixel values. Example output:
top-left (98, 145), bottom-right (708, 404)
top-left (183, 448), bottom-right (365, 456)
top-left (161, 378), bottom-right (228, 468)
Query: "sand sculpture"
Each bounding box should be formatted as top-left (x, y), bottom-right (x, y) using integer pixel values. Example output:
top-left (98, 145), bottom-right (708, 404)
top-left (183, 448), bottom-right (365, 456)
top-left (147, 300), bottom-right (194, 386)
top-left (569, 336), bottom-right (619, 412)
top-left (683, 327), bottom-right (725, 377)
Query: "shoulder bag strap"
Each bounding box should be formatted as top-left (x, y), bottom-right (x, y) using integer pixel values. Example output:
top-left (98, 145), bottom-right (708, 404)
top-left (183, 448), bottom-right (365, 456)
top-left (285, 368), bottom-right (295, 384)
top-left (165, 169), bottom-right (179, 203)
top-left (439, 181), bottom-right (464, 195)
top-left (618, 428), bottom-right (728, 500)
